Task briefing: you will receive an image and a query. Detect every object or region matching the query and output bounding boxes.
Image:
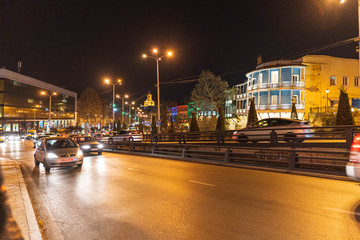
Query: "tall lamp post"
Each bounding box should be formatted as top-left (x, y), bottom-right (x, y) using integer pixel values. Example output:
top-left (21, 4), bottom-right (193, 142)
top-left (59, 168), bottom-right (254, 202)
top-left (116, 94), bottom-right (129, 127)
top-left (105, 78), bottom-right (122, 130)
top-left (41, 91), bottom-right (57, 132)
top-left (325, 89), bottom-right (330, 112)
top-left (126, 101), bottom-right (135, 125)
top-left (142, 49), bottom-right (173, 132)
top-left (340, 0), bottom-right (360, 77)
top-left (33, 104), bottom-right (41, 129)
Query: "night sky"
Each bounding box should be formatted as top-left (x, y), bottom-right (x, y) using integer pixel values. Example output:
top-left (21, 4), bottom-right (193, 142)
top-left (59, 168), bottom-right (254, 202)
top-left (0, 0), bottom-right (359, 104)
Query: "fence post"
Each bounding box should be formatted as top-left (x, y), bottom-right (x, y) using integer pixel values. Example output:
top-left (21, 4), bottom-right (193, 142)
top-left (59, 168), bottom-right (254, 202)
top-left (224, 149), bottom-right (231, 163)
top-left (289, 147), bottom-right (296, 170)
top-left (270, 130), bottom-right (278, 144)
top-left (345, 127), bottom-right (354, 150)
top-left (181, 147), bottom-right (187, 158)
top-left (151, 145), bottom-right (156, 154)
top-left (179, 134), bottom-right (186, 144)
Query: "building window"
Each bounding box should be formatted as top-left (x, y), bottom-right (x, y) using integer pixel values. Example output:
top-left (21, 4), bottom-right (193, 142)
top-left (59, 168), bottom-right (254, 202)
top-left (259, 73), bottom-right (263, 85)
top-left (330, 76), bottom-right (336, 86)
top-left (355, 77), bottom-right (359, 87)
top-left (343, 76), bottom-right (348, 86)
top-left (271, 95), bottom-right (278, 105)
top-left (27, 99), bottom-right (34, 103)
top-left (271, 71), bottom-right (278, 83)
top-left (292, 75), bottom-right (299, 83)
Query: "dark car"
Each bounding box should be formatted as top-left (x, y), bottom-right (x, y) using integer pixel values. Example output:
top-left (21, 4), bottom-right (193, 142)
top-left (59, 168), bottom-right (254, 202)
top-left (232, 118), bottom-right (313, 143)
top-left (72, 136), bottom-right (104, 155)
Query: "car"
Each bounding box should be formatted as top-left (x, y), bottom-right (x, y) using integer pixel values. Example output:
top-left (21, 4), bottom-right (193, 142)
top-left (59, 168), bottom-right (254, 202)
top-left (94, 133), bottom-right (111, 143)
top-left (5, 133), bottom-right (21, 141)
top-left (71, 136), bottom-right (104, 155)
top-left (108, 130), bottom-right (143, 144)
top-left (34, 137), bottom-right (84, 172)
top-left (232, 118), bottom-right (313, 143)
top-left (346, 134), bottom-right (360, 182)
top-left (33, 134), bottom-right (53, 148)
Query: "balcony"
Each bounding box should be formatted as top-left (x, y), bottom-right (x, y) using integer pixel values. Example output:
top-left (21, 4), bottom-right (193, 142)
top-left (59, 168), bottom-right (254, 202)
top-left (259, 83), bottom-right (269, 89)
top-left (270, 105), bottom-right (279, 110)
top-left (259, 105), bottom-right (268, 110)
top-left (296, 103), bottom-right (305, 109)
top-left (280, 104), bottom-right (291, 109)
top-left (252, 84), bottom-right (258, 90)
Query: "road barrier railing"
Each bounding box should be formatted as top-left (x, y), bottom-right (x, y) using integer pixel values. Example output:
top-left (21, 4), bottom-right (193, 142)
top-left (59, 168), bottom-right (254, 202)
top-left (141, 125), bottom-right (360, 149)
top-left (104, 142), bottom-right (350, 176)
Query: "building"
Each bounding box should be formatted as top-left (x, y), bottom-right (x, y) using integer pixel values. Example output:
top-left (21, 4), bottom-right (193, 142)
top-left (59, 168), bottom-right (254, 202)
top-left (0, 68), bottom-right (77, 133)
top-left (144, 92), bottom-right (155, 107)
top-left (228, 55), bottom-right (360, 128)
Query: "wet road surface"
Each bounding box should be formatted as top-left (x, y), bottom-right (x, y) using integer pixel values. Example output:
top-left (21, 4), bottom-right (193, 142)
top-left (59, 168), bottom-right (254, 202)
top-left (1, 140), bottom-right (360, 239)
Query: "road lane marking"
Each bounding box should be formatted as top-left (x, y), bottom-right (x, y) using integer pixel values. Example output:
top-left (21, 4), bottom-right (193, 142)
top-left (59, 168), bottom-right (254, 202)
top-left (323, 206), bottom-right (360, 216)
top-left (189, 180), bottom-right (216, 187)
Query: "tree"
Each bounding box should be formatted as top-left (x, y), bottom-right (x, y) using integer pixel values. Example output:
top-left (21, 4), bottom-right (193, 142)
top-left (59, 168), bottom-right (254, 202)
top-left (215, 106), bottom-right (226, 130)
top-left (290, 101), bottom-right (298, 120)
top-left (189, 112), bottom-right (200, 131)
top-left (169, 114), bottom-right (175, 134)
top-left (246, 97), bottom-right (258, 126)
top-left (151, 115), bottom-right (157, 134)
top-left (122, 121), bottom-right (128, 130)
top-left (336, 87), bottom-right (354, 125)
top-left (191, 70), bottom-right (229, 113)
top-left (78, 88), bottom-right (102, 126)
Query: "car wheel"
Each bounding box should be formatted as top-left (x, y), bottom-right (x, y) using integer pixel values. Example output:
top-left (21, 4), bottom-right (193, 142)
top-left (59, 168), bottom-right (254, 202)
top-left (34, 155), bottom-right (40, 166)
top-left (98, 151), bottom-right (102, 155)
top-left (108, 138), bottom-right (114, 145)
top-left (43, 160), bottom-right (50, 172)
top-left (237, 135), bottom-right (248, 143)
top-left (284, 133), bottom-right (296, 143)
top-left (77, 163), bottom-right (83, 167)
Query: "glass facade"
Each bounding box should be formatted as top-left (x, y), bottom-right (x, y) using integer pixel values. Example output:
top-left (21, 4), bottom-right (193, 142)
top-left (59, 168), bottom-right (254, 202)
top-left (0, 71), bottom-right (77, 133)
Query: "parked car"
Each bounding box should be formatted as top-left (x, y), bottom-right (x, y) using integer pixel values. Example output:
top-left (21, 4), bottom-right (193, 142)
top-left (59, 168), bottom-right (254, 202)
top-left (72, 136), bottom-right (103, 155)
top-left (346, 134), bottom-right (360, 182)
top-left (232, 118), bottom-right (313, 143)
top-left (94, 133), bottom-right (111, 143)
top-left (34, 137), bottom-right (84, 172)
top-left (5, 133), bottom-right (21, 141)
top-left (108, 130), bottom-right (143, 144)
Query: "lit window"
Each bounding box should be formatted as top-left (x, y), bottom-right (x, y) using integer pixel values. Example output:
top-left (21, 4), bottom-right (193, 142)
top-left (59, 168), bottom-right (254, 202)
top-left (27, 99), bottom-right (34, 103)
top-left (355, 77), bottom-right (359, 87)
top-left (292, 75), bottom-right (299, 82)
top-left (343, 76), bottom-right (348, 86)
top-left (271, 95), bottom-right (278, 105)
top-left (271, 71), bottom-right (279, 83)
top-left (330, 76), bottom-right (336, 86)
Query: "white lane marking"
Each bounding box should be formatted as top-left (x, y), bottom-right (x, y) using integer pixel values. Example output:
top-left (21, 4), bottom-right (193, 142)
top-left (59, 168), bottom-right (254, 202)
top-left (189, 180), bottom-right (216, 187)
top-left (324, 206), bottom-right (360, 216)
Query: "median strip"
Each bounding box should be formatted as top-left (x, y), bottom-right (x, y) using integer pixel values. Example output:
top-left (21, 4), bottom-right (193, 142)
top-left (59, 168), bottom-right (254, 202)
top-left (188, 180), bottom-right (216, 187)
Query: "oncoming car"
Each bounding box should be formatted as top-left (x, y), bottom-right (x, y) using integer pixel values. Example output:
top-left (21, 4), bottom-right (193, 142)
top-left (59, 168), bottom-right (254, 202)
top-left (346, 134), bottom-right (360, 182)
top-left (232, 118), bottom-right (313, 143)
top-left (34, 137), bottom-right (84, 172)
top-left (72, 136), bottom-right (103, 155)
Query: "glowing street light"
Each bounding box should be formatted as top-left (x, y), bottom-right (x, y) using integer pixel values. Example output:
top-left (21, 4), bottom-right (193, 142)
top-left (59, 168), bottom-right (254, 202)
top-left (104, 78), bottom-right (122, 129)
top-left (142, 48), bottom-right (173, 132)
top-left (116, 94), bottom-right (129, 127)
top-left (41, 91), bottom-right (57, 132)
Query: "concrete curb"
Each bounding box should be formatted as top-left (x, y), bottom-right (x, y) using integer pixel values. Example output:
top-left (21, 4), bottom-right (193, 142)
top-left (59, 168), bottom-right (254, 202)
top-left (15, 161), bottom-right (42, 240)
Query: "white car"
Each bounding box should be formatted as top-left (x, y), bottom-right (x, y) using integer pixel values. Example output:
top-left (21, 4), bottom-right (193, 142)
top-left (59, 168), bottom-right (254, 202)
top-left (346, 134), bottom-right (360, 182)
top-left (108, 130), bottom-right (143, 144)
top-left (34, 137), bottom-right (84, 172)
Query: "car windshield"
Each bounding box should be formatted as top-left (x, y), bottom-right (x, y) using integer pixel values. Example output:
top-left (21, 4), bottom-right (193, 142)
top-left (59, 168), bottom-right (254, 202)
top-left (74, 136), bottom-right (96, 142)
top-left (46, 139), bottom-right (77, 149)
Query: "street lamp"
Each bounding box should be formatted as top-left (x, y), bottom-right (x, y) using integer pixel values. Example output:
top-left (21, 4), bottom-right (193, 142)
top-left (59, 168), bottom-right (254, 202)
top-left (126, 101), bottom-right (135, 125)
top-left (326, 89), bottom-right (330, 111)
top-left (142, 48), bottom-right (173, 132)
top-left (116, 94), bottom-right (129, 128)
top-left (105, 78), bottom-right (122, 130)
top-left (340, 0), bottom-right (360, 77)
top-left (41, 91), bottom-right (57, 132)
top-left (33, 105), bottom-right (41, 128)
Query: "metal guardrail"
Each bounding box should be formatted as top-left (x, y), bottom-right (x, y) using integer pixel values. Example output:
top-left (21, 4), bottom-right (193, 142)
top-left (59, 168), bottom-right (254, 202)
top-left (141, 125), bottom-right (360, 150)
top-left (104, 142), bottom-right (350, 176)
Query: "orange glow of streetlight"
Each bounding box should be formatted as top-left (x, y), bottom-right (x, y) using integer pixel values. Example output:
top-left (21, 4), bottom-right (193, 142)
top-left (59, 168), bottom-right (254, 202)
top-left (167, 51), bottom-right (173, 56)
top-left (124, 94), bottom-right (129, 98)
top-left (104, 78), bottom-right (110, 84)
top-left (142, 54), bottom-right (147, 58)
top-left (153, 48), bottom-right (158, 53)
top-left (340, 0), bottom-right (346, 3)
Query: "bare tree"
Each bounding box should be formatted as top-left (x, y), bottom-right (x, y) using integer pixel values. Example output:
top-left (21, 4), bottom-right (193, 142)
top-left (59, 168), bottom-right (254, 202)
top-left (191, 70), bottom-right (229, 112)
top-left (78, 88), bottom-right (102, 125)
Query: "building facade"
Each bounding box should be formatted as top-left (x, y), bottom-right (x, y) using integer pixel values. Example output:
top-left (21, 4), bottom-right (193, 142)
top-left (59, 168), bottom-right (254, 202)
top-left (228, 55), bottom-right (360, 129)
top-left (0, 68), bottom-right (77, 133)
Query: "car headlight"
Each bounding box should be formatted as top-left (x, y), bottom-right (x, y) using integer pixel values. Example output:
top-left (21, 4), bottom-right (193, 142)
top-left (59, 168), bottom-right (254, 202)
top-left (77, 150), bottom-right (83, 157)
top-left (47, 153), bottom-right (58, 159)
top-left (82, 145), bottom-right (90, 149)
top-left (98, 144), bottom-right (103, 149)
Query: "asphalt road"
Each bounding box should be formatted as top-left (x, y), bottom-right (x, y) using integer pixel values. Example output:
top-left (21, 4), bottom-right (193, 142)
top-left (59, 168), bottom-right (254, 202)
top-left (1, 140), bottom-right (360, 239)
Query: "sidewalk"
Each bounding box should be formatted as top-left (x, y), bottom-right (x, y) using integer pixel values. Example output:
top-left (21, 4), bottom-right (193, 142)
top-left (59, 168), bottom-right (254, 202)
top-left (0, 158), bottom-right (42, 240)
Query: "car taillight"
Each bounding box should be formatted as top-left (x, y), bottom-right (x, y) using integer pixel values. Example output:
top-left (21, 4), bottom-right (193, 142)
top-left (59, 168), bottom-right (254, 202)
top-left (350, 135), bottom-right (360, 162)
